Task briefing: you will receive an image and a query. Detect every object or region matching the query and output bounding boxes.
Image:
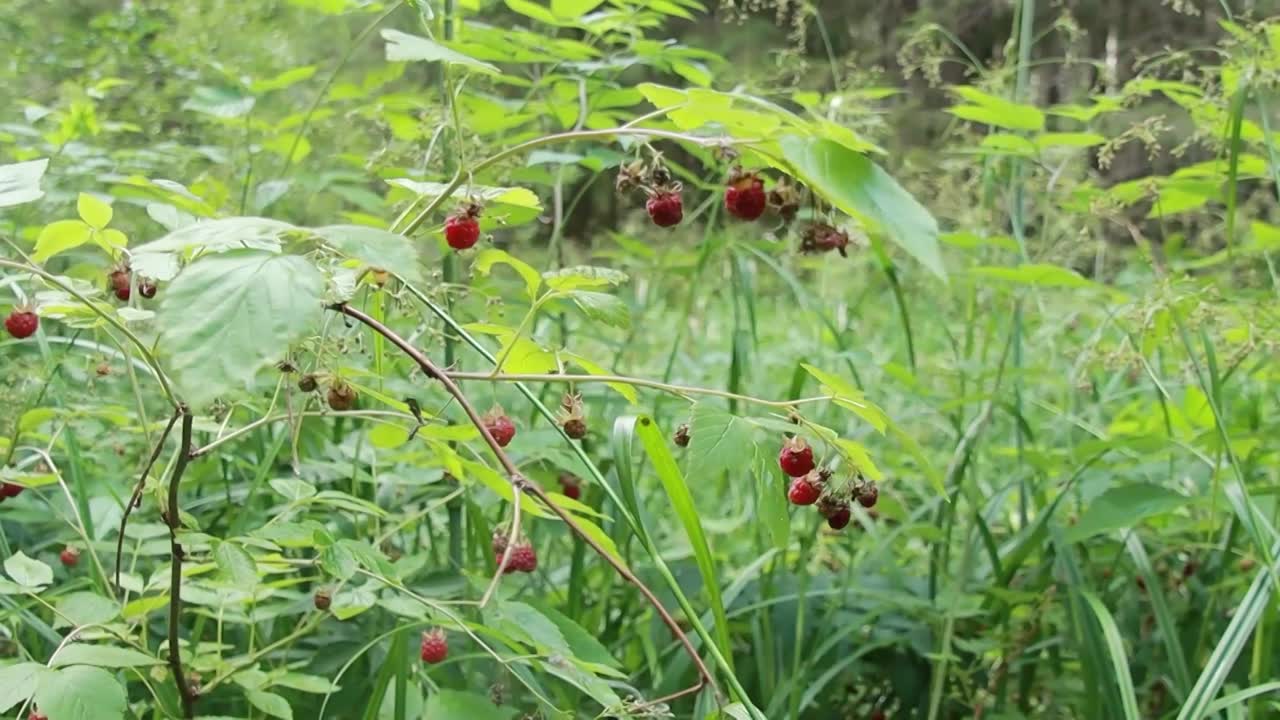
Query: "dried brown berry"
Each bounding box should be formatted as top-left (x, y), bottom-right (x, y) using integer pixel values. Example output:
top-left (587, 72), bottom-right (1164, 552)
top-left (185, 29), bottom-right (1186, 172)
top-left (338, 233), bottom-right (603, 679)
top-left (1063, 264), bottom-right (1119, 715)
top-left (298, 374), bottom-right (318, 393)
top-left (313, 588), bottom-right (332, 611)
top-left (327, 381), bottom-right (357, 411)
top-left (673, 424), bottom-right (691, 447)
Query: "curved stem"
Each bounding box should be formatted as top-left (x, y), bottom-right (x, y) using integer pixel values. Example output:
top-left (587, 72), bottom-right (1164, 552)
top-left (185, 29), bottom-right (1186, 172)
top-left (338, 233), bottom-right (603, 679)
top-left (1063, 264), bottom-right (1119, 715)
top-left (0, 259), bottom-right (179, 406)
top-left (165, 411), bottom-right (196, 717)
top-left (117, 407), bottom-right (183, 592)
top-left (330, 303), bottom-right (720, 701)
top-left (446, 370), bottom-right (834, 410)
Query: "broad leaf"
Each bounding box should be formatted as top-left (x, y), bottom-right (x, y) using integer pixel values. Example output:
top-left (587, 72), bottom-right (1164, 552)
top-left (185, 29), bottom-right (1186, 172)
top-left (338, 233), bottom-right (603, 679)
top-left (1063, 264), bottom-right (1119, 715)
top-left (133, 216), bottom-right (297, 281)
top-left (0, 158), bottom-right (49, 208)
top-left (543, 265), bottom-right (628, 291)
top-left (157, 250), bottom-right (325, 408)
top-left (54, 592), bottom-right (119, 628)
top-left (686, 404), bottom-right (754, 481)
top-left (5, 550), bottom-right (52, 588)
top-left (567, 290), bottom-right (631, 329)
top-left (780, 136), bottom-right (945, 279)
top-left (801, 364), bottom-right (887, 433)
top-left (0, 663), bottom-right (46, 712)
top-left (947, 86), bottom-right (1045, 131)
top-left (381, 29), bottom-right (500, 75)
top-left (969, 264), bottom-right (1105, 291)
top-left (214, 541), bottom-right (259, 586)
top-left (183, 86), bottom-right (255, 118)
top-left (472, 248), bottom-right (542, 299)
top-left (423, 690), bottom-right (508, 720)
top-left (50, 644), bottom-right (162, 668)
top-left (246, 689), bottom-right (293, 720)
top-left (33, 665), bottom-right (127, 720)
top-left (77, 193), bottom-right (113, 229)
top-left (33, 220), bottom-right (93, 263)
top-left (313, 225), bottom-right (423, 282)
top-left (1065, 484), bottom-right (1189, 542)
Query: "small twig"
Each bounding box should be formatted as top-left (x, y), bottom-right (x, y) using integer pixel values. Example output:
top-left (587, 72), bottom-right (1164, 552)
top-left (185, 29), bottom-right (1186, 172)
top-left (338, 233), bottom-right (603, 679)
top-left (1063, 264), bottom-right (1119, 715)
top-left (116, 408), bottom-right (183, 593)
top-left (330, 303), bottom-right (719, 701)
top-left (165, 410), bottom-right (197, 718)
top-left (479, 486), bottom-right (521, 607)
top-left (446, 370), bottom-right (835, 410)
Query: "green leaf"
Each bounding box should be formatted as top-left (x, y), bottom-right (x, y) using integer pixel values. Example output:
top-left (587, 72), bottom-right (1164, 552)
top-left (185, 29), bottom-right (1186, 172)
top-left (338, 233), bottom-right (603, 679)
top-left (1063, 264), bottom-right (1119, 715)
top-left (249, 65), bottom-right (318, 93)
top-left (269, 477), bottom-right (317, 501)
top-left (381, 29), bottom-right (500, 75)
top-left (50, 644), bottom-right (162, 668)
top-left (562, 352), bottom-right (638, 404)
top-left (567, 290), bottom-right (631, 329)
top-left (33, 220), bottom-right (93, 263)
top-left (686, 404), bottom-right (755, 481)
top-left (0, 663), bottom-right (45, 712)
top-left (214, 542), bottom-right (259, 586)
top-left (5, 550), bottom-right (52, 588)
top-left (472, 248), bottom-right (542, 300)
top-left (133, 216), bottom-right (297, 281)
top-left (272, 672), bottom-right (340, 694)
top-left (753, 454), bottom-right (788, 549)
top-left (543, 265), bottom-right (628, 291)
top-left (388, 179), bottom-right (542, 229)
top-left (77, 193), bottom-right (113, 229)
top-left (0, 158), bottom-right (48, 208)
top-left (835, 438), bottom-right (883, 481)
top-left (246, 689), bottom-right (293, 720)
top-left (320, 543), bottom-right (357, 580)
top-left (313, 225), bottom-right (423, 282)
top-left (526, 601), bottom-right (620, 669)
top-left (801, 364), bottom-right (887, 433)
top-left (121, 594), bottom-right (169, 619)
top-left (1081, 592), bottom-right (1142, 720)
top-left (623, 415), bottom-right (734, 669)
top-left (968, 264), bottom-right (1101, 290)
top-left (1065, 484), bottom-right (1188, 542)
top-left (157, 250), bottom-right (325, 408)
top-left (947, 86), bottom-right (1045, 131)
top-left (54, 592), bottom-right (119, 628)
top-left (423, 690), bottom-right (507, 720)
top-left (34, 665), bottom-right (127, 720)
top-left (779, 136), bottom-right (945, 280)
top-left (487, 600), bottom-right (572, 655)
top-left (183, 86), bottom-right (256, 119)
top-left (1036, 132), bottom-right (1107, 148)
top-left (551, 0), bottom-right (604, 17)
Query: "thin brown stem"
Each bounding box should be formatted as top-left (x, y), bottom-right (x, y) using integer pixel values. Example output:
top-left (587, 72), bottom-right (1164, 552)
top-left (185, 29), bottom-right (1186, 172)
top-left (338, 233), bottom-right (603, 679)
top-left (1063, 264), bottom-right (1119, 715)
top-left (116, 407), bottom-right (182, 593)
top-left (165, 410), bottom-right (196, 718)
top-left (330, 303), bottom-right (719, 700)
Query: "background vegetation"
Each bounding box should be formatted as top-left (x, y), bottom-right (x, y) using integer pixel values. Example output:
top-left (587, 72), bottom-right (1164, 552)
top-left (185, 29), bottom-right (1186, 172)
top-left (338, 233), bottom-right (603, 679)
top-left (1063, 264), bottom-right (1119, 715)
top-left (2, 0), bottom-right (1280, 718)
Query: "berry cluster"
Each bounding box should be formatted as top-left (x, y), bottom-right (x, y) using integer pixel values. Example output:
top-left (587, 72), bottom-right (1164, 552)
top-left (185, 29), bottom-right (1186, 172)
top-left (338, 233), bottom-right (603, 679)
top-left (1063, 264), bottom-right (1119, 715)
top-left (492, 531), bottom-right (538, 574)
top-left (108, 265), bottom-right (158, 302)
top-left (778, 437), bottom-right (878, 531)
top-left (618, 158), bottom-right (685, 228)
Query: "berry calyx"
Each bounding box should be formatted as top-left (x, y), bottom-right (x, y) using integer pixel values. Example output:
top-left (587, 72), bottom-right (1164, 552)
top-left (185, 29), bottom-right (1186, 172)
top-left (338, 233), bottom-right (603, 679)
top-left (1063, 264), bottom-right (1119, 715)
top-left (59, 546), bottom-right (80, 568)
top-left (327, 381), bottom-right (357, 411)
top-left (483, 408), bottom-right (516, 447)
top-left (646, 189), bottom-right (684, 227)
top-left (673, 423), bottom-right (690, 447)
top-left (787, 475), bottom-right (822, 506)
top-left (420, 628), bottom-right (448, 664)
top-left (492, 529), bottom-right (510, 557)
top-left (443, 205), bottom-right (482, 250)
top-left (724, 169), bottom-right (767, 221)
top-left (139, 279), bottom-right (158, 299)
top-left (313, 588), bottom-right (332, 611)
top-left (5, 308), bottom-right (38, 339)
top-left (297, 374), bottom-right (318, 393)
top-left (1, 482), bottom-right (25, 499)
top-left (778, 437), bottom-right (815, 477)
top-left (558, 473), bottom-right (582, 500)
top-left (857, 481), bottom-right (879, 508)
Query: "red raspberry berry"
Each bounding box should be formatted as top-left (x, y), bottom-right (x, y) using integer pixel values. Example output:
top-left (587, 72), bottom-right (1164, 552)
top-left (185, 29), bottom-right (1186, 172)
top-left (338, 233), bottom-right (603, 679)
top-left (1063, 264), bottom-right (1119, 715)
top-left (646, 190), bottom-right (683, 227)
top-left (724, 172), bottom-right (767, 221)
top-left (29, 710), bottom-right (47, 720)
top-left (825, 504), bottom-right (852, 530)
top-left (857, 482), bottom-right (879, 508)
top-left (483, 409), bottom-right (516, 447)
top-left (444, 214), bottom-right (480, 250)
top-left (4, 309), bottom-right (38, 339)
top-left (420, 628), bottom-right (448, 664)
top-left (109, 268), bottom-right (131, 301)
top-left (787, 476), bottom-right (821, 506)
top-left (139, 280), bottom-right (158, 299)
top-left (558, 473), bottom-right (582, 500)
top-left (1, 482), bottom-right (24, 499)
top-left (778, 437), bottom-right (815, 477)
top-left (500, 541), bottom-right (537, 574)
top-left (59, 547), bottom-right (80, 568)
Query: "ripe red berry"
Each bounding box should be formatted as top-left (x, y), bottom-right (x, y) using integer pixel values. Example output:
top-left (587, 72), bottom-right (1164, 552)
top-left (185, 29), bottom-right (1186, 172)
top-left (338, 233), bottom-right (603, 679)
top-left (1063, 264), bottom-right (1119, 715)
top-left (646, 190), bottom-right (683, 227)
top-left (857, 482), bottom-right (879, 508)
top-left (29, 710), bottom-right (47, 720)
top-left (444, 214), bottom-right (480, 250)
top-left (724, 172), bottom-right (767, 221)
top-left (1, 482), bottom-right (24, 499)
top-left (108, 268), bottom-right (132, 301)
top-left (4, 309), bottom-right (38, 339)
top-left (313, 588), bottom-right (332, 611)
top-left (139, 280), bottom-right (157, 299)
top-left (558, 473), bottom-right (582, 500)
top-left (59, 547), bottom-right (80, 568)
top-left (483, 409), bottom-right (516, 447)
top-left (499, 541), bottom-right (537, 574)
top-left (787, 476), bottom-right (821, 506)
top-left (778, 437), bottom-right (815, 477)
top-left (826, 504), bottom-right (852, 530)
top-left (420, 628), bottom-right (448, 664)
